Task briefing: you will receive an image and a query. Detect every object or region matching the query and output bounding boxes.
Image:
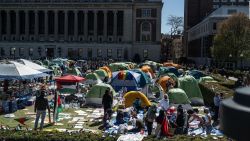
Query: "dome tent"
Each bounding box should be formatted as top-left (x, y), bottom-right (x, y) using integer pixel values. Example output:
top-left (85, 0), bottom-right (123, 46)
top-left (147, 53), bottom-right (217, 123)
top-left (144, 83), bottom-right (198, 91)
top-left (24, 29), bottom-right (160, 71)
top-left (168, 88), bottom-right (191, 104)
top-left (85, 73), bottom-right (102, 84)
top-left (94, 69), bottom-right (108, 80)
top-left (187, 70), bottom-right (206, 80)
top-left (130, 69), bottom-right (151, 88)
top-left (99, 66), bottom-right (112, 78)
top-left (157, 76), bottom-right (175, 93)
top-left (123, 91), bottom-right (151, 108)
top-left (86, 83), bottom-right (116, 105)
top-left (159, 67), bottom-right (180, 77)
top-left (109, 63), bottom-right (130, 72)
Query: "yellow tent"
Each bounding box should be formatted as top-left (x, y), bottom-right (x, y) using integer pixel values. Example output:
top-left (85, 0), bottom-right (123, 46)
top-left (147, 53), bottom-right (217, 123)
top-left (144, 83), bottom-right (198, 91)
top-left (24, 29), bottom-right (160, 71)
top-left (123, 91), bottom-right (151, 108)
top-left (100, 66), bottom-right (112, 78)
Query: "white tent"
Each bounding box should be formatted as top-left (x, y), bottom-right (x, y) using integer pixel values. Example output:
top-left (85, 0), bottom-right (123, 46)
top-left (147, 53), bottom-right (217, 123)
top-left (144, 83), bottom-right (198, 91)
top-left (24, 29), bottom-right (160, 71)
top-left (18, 59), bottom-right (52, 73)
top-left (0, 61), bottom-right (49, 80)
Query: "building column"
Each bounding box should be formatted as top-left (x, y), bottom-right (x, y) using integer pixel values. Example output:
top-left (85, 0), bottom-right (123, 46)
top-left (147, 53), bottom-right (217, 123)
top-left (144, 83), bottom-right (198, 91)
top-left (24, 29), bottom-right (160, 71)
top-left (35, 10), bottom-right (39, 40)
top-left (74, 10), bottom-right (78, 40)
top-left (44, 10), bottom-right (48, 38)
top-left (103, 10), bottom-right (107, 42)
top-left (113, 10), bottom-right (117, 42)
top-left (84, 10), bottom-right (88, 41)
top-left (94, 10), bottom-right (97, 41)
top-left (25, 10), bottom-right (29, 39)
top-left (64, 10), bottom-right (68, 41)
top-left (54, 10), bottom-right (58, 40)
top-left (6, 10), bottom-right (11, 39)
top-left (0, 11), bottom-right (2, 37)
top-left (16, 10), bottom-right (20, 39)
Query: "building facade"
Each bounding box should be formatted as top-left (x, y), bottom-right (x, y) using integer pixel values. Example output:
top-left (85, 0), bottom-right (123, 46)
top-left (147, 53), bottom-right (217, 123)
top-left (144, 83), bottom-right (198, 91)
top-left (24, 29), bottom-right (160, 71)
top-left (184, 0), bottom-right (249, 61)
top-left (0, 0), bottom-right (163, 61)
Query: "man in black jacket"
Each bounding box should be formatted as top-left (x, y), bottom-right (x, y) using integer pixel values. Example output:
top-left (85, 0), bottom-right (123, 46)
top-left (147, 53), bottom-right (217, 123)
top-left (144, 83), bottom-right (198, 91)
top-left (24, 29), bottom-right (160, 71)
top-left (102, 88), bottom-right (113, 115)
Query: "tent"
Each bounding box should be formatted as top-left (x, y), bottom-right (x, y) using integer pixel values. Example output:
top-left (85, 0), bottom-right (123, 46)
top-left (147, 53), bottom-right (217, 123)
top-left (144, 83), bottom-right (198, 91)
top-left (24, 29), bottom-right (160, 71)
top-left (164, 73), bottom-right (180, 87)
top-left (55, 75), bottom-right (85, 94)
top-left (199, 76), bottom-right (217, 83)
top-left (110, 71), bottom-right (141, 92)
top-left (140, 65), bottom-right (155, 78)
top-left (109, 63), bottom-right (130, 72)
top-left (17, 59), bottom-right (52, 73)
top-left (43, 60), bottom-right (50, 67)
top-left (187, 70), bottom-right (206, 80)
top-left (67, 67), bottom-right (82, 76)
top-left (159, 67), bottom-right (180, 77)
top-left (141, 60), bottom-right (162, 71)
top-left (157, 76), bottom-right (175, 92)
top-left (86, 83), bottom-right (116, 105)
top-left (55, 75), bottom-right (85, 83)
top-left (123, 91), bottom-right (151, 108)
top-left (99, 66), bottom-right (112, 78)
top-left (94, 69), bottom-right (108, 80)
top-left (49, 65), bottom-right (62, 76)
top-left (0, 61), bottom-right (49, 80)
top-left (163, 62), bottom-right (182, 69)
top-left (178, 75), bottom-right (204, 105)
top-left (131, 69), bottom-right (151, 87)
top-left (168, 88), bottom-right (191, 104)
top-left (85, 73), bottom-right (102, 84)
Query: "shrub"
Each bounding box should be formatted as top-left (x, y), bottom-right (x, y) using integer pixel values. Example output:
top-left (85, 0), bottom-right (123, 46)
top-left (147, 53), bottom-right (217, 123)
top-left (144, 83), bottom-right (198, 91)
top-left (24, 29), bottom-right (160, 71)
top-left (210, 74), bottom-right (235, 89)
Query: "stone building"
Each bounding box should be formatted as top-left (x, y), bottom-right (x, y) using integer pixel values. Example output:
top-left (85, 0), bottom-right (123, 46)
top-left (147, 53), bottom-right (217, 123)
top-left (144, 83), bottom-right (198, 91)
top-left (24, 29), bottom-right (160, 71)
top-left (0, 0), bottom-right (163, 61)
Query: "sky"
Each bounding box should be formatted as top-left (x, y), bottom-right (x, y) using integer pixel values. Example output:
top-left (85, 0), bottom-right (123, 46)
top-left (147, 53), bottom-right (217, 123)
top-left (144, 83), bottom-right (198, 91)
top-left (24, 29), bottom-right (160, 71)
top-left (161, 0), bottom-right (184, 34)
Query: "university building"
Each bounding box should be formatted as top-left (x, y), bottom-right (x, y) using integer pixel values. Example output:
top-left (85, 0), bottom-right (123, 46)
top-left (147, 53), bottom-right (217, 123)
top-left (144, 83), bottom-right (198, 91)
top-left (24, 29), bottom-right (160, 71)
top-left (0, 0), bottom-right (163, 61)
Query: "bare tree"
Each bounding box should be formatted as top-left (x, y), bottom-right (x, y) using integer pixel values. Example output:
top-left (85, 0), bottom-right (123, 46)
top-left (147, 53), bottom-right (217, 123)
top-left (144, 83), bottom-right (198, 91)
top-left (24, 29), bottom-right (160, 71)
top-left (167, 15), bottom-right (183, 36)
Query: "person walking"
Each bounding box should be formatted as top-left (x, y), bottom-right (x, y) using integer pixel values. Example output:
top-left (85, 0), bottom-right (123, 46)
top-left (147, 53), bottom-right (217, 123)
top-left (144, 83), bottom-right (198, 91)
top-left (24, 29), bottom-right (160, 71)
top-left (34, 90), bottom-right (50, 130)
top-left (102, 88), bottom-right (113, 115)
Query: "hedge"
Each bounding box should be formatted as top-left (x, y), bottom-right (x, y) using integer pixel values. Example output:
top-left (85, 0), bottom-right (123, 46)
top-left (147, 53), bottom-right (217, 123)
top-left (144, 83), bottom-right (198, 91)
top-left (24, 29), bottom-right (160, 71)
top-left (0, 131), bottom-right (228, 141)
top-left (210, 74), bottom-right (235, 89)
top-left (199, 82), bottom-right (234, 106)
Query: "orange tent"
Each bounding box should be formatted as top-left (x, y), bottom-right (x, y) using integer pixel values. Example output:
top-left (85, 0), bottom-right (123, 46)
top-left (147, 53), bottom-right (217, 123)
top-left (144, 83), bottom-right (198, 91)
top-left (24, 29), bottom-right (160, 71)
top-left (141, 65), bottom-right (155, 78)
top-left (99, 66), bottom-right (112, 78)
top-left (163, 62), bottom-right (182, 69)
top-left (157, 76), bottom-right (175, 92)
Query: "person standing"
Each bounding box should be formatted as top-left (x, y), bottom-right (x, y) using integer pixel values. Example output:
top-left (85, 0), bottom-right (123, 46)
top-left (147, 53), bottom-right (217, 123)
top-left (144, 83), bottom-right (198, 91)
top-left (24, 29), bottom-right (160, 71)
top-left (158, 94), bottom-right (169, 112)
top-left (102, 88), bottom-right (113, 114)
top-left (144, 105), bottom-right (157, 135)
top-left (213, 93), bottom-right (220, 122)
top-left (34, 90), bottom-right (50, 130)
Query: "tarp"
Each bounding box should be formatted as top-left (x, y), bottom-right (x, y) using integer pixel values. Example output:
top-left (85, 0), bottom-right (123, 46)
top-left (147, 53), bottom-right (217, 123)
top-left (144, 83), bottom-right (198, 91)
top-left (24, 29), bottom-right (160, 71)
top-left (0, 61), bottom-right (49, 80)
top-left (94, 69), bottom-right (108, 80)
top-left (199, 76), bottom-right (217, 83)
top-left (99, 66), bottom-right (112, 78)
top-left (131, 69), bottom-right (151, 87)
top-left (157, 76), bottom-right (175, 92)
top-left (109, 63), bottom-right (130, 72)
top-left (55, 75), bottom-right (85, 83)
top-left (123, 91), bottom-right (151, 108)
top-left (140, 65), bottom-right (155, 78)
top-left (86, 83), bottom-right (116, 105)
top-left (168, 88), bottom-right (191, 104)
top-left (187, 70), bottom-right (206, 80)
top-left (163, 62), bottom-right (182, 69)
top-left (111, 71), bottom-right (141, 92)
top-left (159, 67), bottom-right (180, 77)
top-left (178, 75), bottom-right (203, 100)
top-left (18, 59), bottom-right (52, 73)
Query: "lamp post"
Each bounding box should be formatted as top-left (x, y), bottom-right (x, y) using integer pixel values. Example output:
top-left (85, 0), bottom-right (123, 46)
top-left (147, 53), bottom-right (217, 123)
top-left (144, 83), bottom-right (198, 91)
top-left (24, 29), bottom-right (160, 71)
top-left (240, 53), bottom-right (244, 70)
top-left (45, 48), bottom-right (48, 60)
top-left (13, 48), bottom-right (16, 60)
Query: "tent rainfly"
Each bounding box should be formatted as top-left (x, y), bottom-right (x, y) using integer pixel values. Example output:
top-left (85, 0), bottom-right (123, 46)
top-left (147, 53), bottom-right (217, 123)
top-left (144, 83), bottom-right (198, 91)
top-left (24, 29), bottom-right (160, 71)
top-left (18, 59), bottom-right (52, 73)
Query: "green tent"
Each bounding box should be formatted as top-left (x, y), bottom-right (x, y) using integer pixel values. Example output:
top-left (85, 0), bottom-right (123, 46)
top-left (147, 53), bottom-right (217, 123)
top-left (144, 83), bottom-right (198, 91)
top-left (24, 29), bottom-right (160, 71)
top-left (43, 60), bottom-right (50, 67)
top-left (178, 75), bottom-right (203, 99)
top-left (109, 63), bottom-right (130, 72)
top-left (86, 73), bottom-right (100, 80)
top-left (94, 69), bottom-right (108, 80)
top-left (67, 67), bottom-right (82, 76)
top-left (199, 76), bottom-right (217, 83)
top-left (86, 83), bottom-right (116, 105)
top-left (49, 65), bottom-right (62, 76)
top-left (168, 88), bottom-right (191, 104)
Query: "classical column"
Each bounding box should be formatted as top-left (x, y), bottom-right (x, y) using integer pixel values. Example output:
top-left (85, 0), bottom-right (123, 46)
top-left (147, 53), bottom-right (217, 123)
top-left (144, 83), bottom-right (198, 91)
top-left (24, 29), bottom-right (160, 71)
top-left (64, 10), bottom-right (68, 40)
top-left (94, 11), bottom-right (97, 41)
top-left (54, 10), bottom-right (58, 40)
top-left (113, 10), bottom-right (117, 42)
top-left (25, 10), bottom-right (29, 38)
top-left (35, 10), bottom-right (38, 39)
top-left (84, 10), bottom-right (88, 40)
top-left (103, 10), bottom-right (107, 42)
top-left (44, 10), bottom-right (48, 38)
top-left (6, 10), bottom-right (11, 39)
top-left (16, 10), bottom-right (20, 38)
top-left (74, 10), bottom-right (78, 40)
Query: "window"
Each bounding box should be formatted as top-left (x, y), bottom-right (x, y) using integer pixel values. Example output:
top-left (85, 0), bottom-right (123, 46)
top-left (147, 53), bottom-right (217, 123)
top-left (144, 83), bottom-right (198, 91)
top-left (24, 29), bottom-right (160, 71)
top-left (10, 48), bottom-right (16, 55)
top-left (228, 9), bottom-right (237, 14)
top-left (141, 22), bottom-right (151, 42)
top-left (142, 9), bottom-right (151, 17)
top-left (19, 48), bottom-right (24, 56)
top-left (97, 49), bottom-right (102, 57)
top-left (143, 49), bottom-right (148, 58)
top-left (117, 49), bottom-right (122, 58)
top-left (0, 48), bottom-right (5, 56)
top-left (213, 23), bottom-right (217, 30)
top-left (87, 48), bottom-right (92, 58)
top-left (107, 49), bottom-right (112, 57)
top-left (29, 48), bottom-right (33, 56)
top-left (221, 0), bottom-right (227, 2)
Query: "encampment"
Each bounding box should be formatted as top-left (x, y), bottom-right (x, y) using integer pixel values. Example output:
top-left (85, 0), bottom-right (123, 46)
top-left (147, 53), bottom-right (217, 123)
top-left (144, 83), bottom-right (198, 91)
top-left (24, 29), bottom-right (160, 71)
top-left (123, 91), bottom-right (151, 108)
top-left (168, 88), bottom-right (191, 104)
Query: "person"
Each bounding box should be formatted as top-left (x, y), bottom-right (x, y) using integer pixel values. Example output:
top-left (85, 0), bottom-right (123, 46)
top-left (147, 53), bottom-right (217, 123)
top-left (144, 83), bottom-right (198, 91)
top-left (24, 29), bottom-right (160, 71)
top-left (174, 105), bottom-right (188, 135)
top-left (129, 119), bottom-right (145, 133)
top-left (213, 93), bottom-right (220, 122)
top-left (133, 98), bottom-right (141, 112)
top-left (115, 110), bottom-right (125, 125)
top-left (158, 94), bottom-right (169, 111)
top-left (144, 105), bottom-right (157, 135)
top-left (102, 88), bottom-right (113, 114)
top-left (203, 108), bottom-right (213, 134)
top-left (188, 109), bottom-right (203, 128)
top-left (155, 109), bottom-right (171, 137)
top-left (103, 109), bottom-right (112, 130)
top-left (34, 90), bottom-right (50, 130)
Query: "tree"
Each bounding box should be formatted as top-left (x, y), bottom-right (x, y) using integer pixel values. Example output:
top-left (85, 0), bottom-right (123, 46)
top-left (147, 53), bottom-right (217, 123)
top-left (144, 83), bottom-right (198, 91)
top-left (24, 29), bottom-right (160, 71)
top-left (167, 15), bottom-right (183, 36)
top-left (213, 13), bottom-right (250, 67)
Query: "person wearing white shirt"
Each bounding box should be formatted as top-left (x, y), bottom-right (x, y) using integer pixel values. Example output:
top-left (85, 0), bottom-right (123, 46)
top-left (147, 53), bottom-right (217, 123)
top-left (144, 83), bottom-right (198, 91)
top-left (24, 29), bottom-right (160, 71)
top-left (159, 94), bottom-right (169, 111)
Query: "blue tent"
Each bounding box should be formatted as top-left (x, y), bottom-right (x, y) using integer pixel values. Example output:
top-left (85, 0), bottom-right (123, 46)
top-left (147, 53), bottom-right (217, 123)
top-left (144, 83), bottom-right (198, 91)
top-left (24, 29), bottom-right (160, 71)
top-left (131, 69), bottom-right (151, 87)
top-left (187, 70), bottom-right (206, 80)
top-left (159, 67), bottom-right (180, 77)
top-left (110, 71), bottom-right (141, 92)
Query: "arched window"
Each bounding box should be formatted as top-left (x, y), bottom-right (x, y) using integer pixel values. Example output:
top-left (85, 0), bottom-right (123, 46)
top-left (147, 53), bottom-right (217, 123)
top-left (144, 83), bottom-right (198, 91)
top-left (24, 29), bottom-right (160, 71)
top-left (141, 22), bottom-right (151, 42)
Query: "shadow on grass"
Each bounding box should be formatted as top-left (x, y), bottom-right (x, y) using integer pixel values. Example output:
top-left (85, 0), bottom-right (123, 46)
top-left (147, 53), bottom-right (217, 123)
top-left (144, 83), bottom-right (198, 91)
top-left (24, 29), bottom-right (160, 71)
top-left (43, 123), bottom-right (55, 128)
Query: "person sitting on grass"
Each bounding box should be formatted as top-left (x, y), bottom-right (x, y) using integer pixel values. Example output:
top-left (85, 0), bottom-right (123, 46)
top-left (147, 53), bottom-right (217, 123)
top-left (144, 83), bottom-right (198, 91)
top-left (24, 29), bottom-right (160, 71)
top-left (133, 98), bottom-right (141, 112)
top-left (202, 108), bottom-right (213, 134)
top-left (115, 110), bottom-right (125, 125)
